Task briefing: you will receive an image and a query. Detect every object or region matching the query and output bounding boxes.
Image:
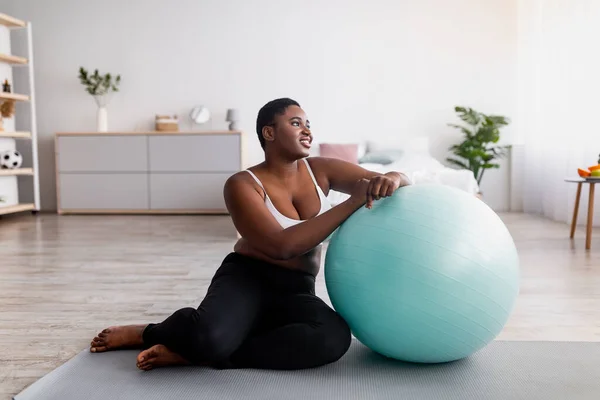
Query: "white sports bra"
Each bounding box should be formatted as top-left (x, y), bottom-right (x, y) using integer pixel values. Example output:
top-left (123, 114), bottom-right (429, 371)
top-left (245, 158), bottom-right (332, 229)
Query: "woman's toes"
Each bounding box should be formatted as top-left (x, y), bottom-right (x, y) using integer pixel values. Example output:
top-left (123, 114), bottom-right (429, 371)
top-left (138, 363), bottom-right (153, 371)
top-left (90, 346), bottom-right (107, 353)
top-left (137, 360), bottom-right (150, 369)
top-left (137, 349), bottom-right (154, 364)
top-left (136, 348), bottom-right (157, 369)
top-left (137, 357), bottom-right (154, 370)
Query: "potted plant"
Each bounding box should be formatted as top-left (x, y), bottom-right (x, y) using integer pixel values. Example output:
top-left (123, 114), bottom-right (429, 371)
top-left (78, 67), bottom-right (121, 132)
top-left (446, 106), bottom-right (510, 195)
top-left (0, 99), bottom-right (15, 131)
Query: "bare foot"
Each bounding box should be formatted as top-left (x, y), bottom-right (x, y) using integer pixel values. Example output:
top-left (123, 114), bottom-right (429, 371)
top-left (136, 344), bottom-right (190, 371)
top-left (90, 324), bottom-right (146, 353)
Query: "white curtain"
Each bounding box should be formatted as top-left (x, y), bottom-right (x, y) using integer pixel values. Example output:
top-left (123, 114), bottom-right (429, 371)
top-left (518, 0), bottom-right (600, 226)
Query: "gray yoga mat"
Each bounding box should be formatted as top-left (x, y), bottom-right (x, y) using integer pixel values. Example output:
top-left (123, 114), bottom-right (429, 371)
top-left (14, 340), bottom-right (600, 400)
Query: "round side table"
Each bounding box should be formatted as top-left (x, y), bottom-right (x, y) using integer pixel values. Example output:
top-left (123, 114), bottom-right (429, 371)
top-left (565, 178), bottom-right (597, 249)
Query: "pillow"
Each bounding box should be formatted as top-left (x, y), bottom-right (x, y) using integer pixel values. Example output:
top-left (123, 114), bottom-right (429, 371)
top-left (367, 136), bottom-right (431, 156)
top-left (358, 149), bottom-right (404, 165)
top-left (318, 143), bottom-right (359, 164)
top-left (311, 141), bottom-right (366, 159)
top-left (390, 153), bottom-right (445, 171)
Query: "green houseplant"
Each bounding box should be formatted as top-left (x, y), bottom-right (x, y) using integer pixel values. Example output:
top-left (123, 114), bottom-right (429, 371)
top-left (78, 67), bottom-right (121, 96)
top-left (446, 106), bottom-right (510, 186)
top-left (78, 67), bottom-right (121, 132)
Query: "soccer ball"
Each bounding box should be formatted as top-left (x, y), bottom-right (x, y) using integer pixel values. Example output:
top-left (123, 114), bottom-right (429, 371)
top-left (1, 150), bottom-right (23, 169)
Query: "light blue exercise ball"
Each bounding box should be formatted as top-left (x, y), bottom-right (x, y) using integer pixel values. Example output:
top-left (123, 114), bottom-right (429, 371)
top-left (325, 184), bottom-right (520, 363)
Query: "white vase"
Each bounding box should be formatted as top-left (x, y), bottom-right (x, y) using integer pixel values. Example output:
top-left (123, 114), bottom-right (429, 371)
top-left (93, 94), bottom-right (112, 133)
top-left (97, 106), bottom-right (107, 132)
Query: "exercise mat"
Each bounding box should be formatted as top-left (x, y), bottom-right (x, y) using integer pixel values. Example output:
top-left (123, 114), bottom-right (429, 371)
top-left (14, 340), bottom-right (600, 400)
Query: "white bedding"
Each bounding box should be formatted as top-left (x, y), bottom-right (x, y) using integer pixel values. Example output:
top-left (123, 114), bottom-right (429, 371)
top-left (311, 137), bottom-right (480, 206)
top-left (326, 156), bottom-right (479, 206)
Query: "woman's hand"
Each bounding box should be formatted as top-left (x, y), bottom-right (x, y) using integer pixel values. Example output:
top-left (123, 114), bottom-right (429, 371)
top-left (350, 172), bottom-right (411, 209)
top-left (348, 178), bottom-right (371, 207)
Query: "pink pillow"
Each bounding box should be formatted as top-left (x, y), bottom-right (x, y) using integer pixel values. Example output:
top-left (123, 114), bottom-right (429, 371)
top-left (318, 143), bottom-right (359, 164)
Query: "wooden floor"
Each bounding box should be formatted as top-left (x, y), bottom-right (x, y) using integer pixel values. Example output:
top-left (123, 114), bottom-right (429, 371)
top-left (1, 212), bottom-right (599, 397)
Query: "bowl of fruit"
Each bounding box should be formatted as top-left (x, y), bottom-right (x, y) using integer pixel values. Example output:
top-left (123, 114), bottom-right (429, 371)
top-left (578, 164), bottom-right (600, 179)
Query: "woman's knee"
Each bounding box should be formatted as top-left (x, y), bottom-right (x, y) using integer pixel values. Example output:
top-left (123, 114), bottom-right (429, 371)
top-left (165, 307), bottom-right (237, 364)
top-left (199, 324), bottom-right (240, 363)
top-left (316, 311), bottom-right (352, 364)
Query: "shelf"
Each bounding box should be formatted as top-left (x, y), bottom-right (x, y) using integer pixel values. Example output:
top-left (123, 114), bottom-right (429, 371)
top-left (0, 131), bottom-right (31, 138)
top-left (0, 13), bottom-right (26, 28)
top-left (0, 92), bottom-right (29, 101)
top-left (0, 53), bottom-right (27, 65)
top-left (0, 203), bottom-right (34, 215)
top-left (0, 168), bottom-right (33, 176)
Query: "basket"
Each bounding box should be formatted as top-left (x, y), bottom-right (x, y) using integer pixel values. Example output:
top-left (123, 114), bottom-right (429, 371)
top-left (155, 115), bottom-right (179, 132)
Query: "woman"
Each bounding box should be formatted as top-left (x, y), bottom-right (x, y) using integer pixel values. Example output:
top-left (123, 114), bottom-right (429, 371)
top-left (90, 98), bottom-right (411, 371)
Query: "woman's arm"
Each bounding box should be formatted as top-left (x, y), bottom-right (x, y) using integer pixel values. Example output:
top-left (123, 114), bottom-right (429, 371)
top-left (224, 173), bottom-right (371, 261)
top-left (308, 157), bottom-right (412, 208)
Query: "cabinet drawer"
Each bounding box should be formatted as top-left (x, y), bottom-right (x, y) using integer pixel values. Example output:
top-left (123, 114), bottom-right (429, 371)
top-left (59, 173), bottom-right (148, 210)
top-left (149, 173), bottom-right (230, 210)
top-left (148, 135), bottom-right (240, 172)
top-left (57, 136), bottom-right (148, 172)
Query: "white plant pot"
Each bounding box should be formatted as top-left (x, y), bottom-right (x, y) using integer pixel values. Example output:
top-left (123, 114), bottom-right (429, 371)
top-left (97, 106), bottom-right (108, 132)
top-left (93, 94), bottom-right (112, 133)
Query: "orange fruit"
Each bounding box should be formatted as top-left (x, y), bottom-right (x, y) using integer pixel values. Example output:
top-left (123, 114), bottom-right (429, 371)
top-left (589, 165), bottom-right (600, 172)
top-left (578, 168), bottom-right (591, 177)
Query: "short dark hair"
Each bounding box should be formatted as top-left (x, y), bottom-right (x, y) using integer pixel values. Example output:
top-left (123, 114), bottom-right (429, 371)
top-left (255, 98), bottom-right (300, 149)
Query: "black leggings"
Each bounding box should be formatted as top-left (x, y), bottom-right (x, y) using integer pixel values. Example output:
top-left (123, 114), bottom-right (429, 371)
top-left (142, 252), bottom-right (351, 370)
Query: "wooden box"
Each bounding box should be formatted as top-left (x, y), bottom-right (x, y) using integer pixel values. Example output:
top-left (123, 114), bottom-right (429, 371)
top-left (155, 115), bottom-right (179, 132)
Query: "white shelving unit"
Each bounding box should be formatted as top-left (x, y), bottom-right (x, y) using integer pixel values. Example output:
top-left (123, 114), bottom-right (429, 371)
top-left (0, 12), bottom-right (39, 216)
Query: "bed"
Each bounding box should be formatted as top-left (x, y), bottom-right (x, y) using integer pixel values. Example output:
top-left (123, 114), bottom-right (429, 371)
top-left (313, 137), bottom-right (479, 206)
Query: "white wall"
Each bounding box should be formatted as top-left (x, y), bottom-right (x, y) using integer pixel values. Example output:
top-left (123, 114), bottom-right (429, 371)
top-left (0, 0), bottom-right (518, 211)
top-left (515, 0), bottom-right (600, 226)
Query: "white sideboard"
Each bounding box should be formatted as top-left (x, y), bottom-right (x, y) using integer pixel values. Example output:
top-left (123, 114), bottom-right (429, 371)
top-left (54, 131), bottom-right (243, 214)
